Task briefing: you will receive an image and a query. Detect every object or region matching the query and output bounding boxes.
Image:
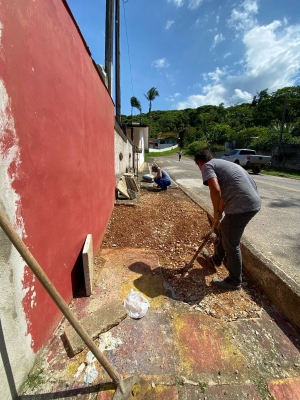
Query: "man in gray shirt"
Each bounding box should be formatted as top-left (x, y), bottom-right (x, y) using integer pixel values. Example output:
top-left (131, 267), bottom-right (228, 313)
top-left (194, 150), bottom-right (261, 290)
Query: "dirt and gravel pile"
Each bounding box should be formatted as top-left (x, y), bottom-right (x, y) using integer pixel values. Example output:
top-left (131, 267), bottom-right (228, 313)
top-left (96, 189), bottom-right (267, 322)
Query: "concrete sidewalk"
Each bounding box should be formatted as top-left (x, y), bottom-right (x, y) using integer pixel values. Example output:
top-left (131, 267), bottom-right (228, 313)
top-left (20, 164), bottom-right (300, 400)
top-left (20, 247), bottom-right (300, 399)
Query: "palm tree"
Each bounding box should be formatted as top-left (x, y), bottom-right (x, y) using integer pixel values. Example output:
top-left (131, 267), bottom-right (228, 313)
top-left (130, 96), bottom-right (142, 123)
top-left (144, 87), bottom-right (159, 115)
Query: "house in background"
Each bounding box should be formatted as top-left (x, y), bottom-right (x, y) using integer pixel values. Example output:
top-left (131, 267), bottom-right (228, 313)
top-left (157, 131), bottom-right (178, 144)
top-left (149, 131), bottom-right (179, 151)
top-left (149, 131), bottom-right (179, 149)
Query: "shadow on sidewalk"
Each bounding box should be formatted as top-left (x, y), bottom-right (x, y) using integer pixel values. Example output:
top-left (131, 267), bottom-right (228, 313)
top-left (128, 258), bottom-right (216, 306)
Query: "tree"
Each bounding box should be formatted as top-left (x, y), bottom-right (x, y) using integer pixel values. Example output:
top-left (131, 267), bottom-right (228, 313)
top-left (130, 96), bottom-right (142, 123)
top-left (252, 88), bottom-right (269, 106)
top-left (144, 87), bottom-right (159, 115)
top-left (207, 124), bottom-right (235, 145)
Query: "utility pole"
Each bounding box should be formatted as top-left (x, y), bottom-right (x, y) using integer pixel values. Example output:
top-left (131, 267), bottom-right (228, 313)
top-left (115, 0), bottom-right (121, 126)
top-left (279, 92), bottom-right (288, 149)
top-left (105, 0), bottom-right (114, 96)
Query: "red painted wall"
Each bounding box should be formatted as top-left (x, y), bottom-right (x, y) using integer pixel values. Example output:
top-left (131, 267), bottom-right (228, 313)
top-left (0, 0), bottom-right (115, 350)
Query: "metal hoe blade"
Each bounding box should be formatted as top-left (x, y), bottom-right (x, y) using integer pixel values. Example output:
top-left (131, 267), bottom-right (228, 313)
top-left (113, 375), bottom-right (149, 399)
top-left (180, 223), bottom-right (217, 275)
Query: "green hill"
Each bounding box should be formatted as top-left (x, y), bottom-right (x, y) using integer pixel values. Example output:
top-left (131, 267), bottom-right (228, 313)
top-left (122, 86), bottom-right (300, 155)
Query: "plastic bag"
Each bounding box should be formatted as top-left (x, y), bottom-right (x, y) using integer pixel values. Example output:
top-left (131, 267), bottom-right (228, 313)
top-left (98, 331), bottom-right (122, 352)
top-left (83, 351), bottom-right (98, 384)
top-left (74, 362), bottom-right (85, 378)
top-left (86, 351), bottom-right (96, 364)
top-left (142, 174), bottom-right (154, 183)
top-left (124, 289), bottom-right (150, 319)
top-left (84, 363), bottom-right (98, 384)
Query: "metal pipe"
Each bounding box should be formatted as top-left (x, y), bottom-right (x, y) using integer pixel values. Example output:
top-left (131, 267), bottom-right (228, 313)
top-left (105, 0), bottom-right (114, 96)
top-left (115, 0), bottom-right (121, 125)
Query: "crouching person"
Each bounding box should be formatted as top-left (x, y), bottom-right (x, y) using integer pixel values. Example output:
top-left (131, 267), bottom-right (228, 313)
top-left (151, 163), bottom-right (171, 191)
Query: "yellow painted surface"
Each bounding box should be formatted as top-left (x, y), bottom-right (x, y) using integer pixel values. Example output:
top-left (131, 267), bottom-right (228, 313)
top-left (65, 362), bottom-right (80, 376)
top-left (173, 313), bottom-right (246, 376)
top-left (121, 273), bottom-right (167, 309)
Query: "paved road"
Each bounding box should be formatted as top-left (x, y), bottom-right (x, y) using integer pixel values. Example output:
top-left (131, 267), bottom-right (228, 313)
top-left (150, 154), bottom-right (300, 287)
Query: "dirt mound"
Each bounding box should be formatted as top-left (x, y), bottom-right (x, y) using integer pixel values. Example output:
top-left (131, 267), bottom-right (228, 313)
top-left (97, 189), bottom-right (267, 322)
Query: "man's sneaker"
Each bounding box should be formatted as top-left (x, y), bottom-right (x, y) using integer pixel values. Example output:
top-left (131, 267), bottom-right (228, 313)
top-left (202, 248), bottom-right (216, 268)
top-left (212, 277), bottom-right (241, 290)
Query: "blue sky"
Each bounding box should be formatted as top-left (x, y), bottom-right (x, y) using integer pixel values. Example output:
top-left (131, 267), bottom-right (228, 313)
top-left (67, 0), bottom-right (300, 116)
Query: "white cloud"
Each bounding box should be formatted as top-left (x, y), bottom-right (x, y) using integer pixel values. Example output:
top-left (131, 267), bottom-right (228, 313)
top-left (224, 52), bottom-right (231, 58)
top-left (195, 15), bottom-right (209, 28)
top-left (228, 0), bottom-right (258, 31)
top-left (165, 20), bottom-right (174, 30)
top-left (243, 21), bottom-right (300, 87)
top-left (210, 33), bottom-right (225, 50)
top-left (166, 92), bottom-right (181, 102)
top-left (168, 0), bottom-right (205, 9)
top-left (152, 58), bottom-right (170, 68)
top-left (203, 67), bottom-right (227, 83)
top-left (176, 19), bottom-right (300, 108)
top-left (232, 89), bottom-right (253, 102)
top-left (177, 84), bottom-right (227, 109)
top-left (168, 0), bottom-right (184, 7)
top-left (216, 16), bottom-right (220, 24)
top-left (188, 0), bottom-right (204, 10)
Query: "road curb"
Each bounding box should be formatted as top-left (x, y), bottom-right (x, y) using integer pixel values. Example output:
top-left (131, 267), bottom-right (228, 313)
top-left (241, 237), bottom-right (300, 330)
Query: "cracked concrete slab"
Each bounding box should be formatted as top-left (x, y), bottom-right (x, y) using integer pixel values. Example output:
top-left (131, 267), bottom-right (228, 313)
top-left (64, 299), bottom-right (128, 355)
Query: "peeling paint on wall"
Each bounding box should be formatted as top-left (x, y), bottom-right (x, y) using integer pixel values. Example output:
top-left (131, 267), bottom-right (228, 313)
top-left (0, 78), bottom-right (35, 396)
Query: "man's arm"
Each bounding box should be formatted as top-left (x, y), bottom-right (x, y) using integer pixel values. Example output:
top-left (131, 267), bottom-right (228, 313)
top-left (207, 177), bottom-right (222, 222)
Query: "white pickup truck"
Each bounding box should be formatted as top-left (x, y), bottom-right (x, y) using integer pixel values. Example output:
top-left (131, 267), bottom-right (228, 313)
top-left (221, 149), bottom-right (271, 174)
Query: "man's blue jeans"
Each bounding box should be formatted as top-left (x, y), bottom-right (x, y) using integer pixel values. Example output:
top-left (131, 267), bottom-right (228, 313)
top-left (213, 211), bottom-right (259, 285)
top-left (155, 178), bottom-right (171, 190)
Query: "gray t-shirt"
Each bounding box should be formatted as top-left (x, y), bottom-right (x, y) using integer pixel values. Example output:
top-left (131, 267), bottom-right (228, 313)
top-left (201, 159), bottom-right (261, 214)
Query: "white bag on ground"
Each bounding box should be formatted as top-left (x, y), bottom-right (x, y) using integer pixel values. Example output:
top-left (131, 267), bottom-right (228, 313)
top-left (124, 289), bottom-right (150, 319)
top-left (84, 364), bottom-right (98, 384)
top-left (84, 351), bottom-right (98, 384)
top-left (98, 331), bottom-right (122, 352)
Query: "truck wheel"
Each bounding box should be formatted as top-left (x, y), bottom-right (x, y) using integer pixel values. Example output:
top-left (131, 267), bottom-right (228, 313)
top-left (253, 168), bottom-right (260, 174)
top-left (234, 160), bottom-right (240, 165)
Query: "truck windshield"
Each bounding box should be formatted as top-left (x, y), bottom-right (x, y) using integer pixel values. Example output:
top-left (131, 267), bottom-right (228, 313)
top-left (227, 150), bottom-right (238, 155)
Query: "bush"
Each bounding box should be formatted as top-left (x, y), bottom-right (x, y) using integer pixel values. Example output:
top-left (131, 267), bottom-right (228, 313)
top-left (210, 144), bottom-right (226, 153)
top-left (187, 139), bottom-right (209, 155)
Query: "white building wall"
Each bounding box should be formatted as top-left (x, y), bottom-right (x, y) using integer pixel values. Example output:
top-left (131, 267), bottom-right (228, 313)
top-left (125, 126), bottom-right (149, 171)
top-left (0, 80), bottom-right (35, 400)
top-left (114, 125), bottom-right (134, 179)
top-left (133, 129), bottom-right (144, 168)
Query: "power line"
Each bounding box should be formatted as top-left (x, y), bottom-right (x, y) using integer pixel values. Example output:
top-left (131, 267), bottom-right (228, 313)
top-left (122, 0), bottom-right (134, 97)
